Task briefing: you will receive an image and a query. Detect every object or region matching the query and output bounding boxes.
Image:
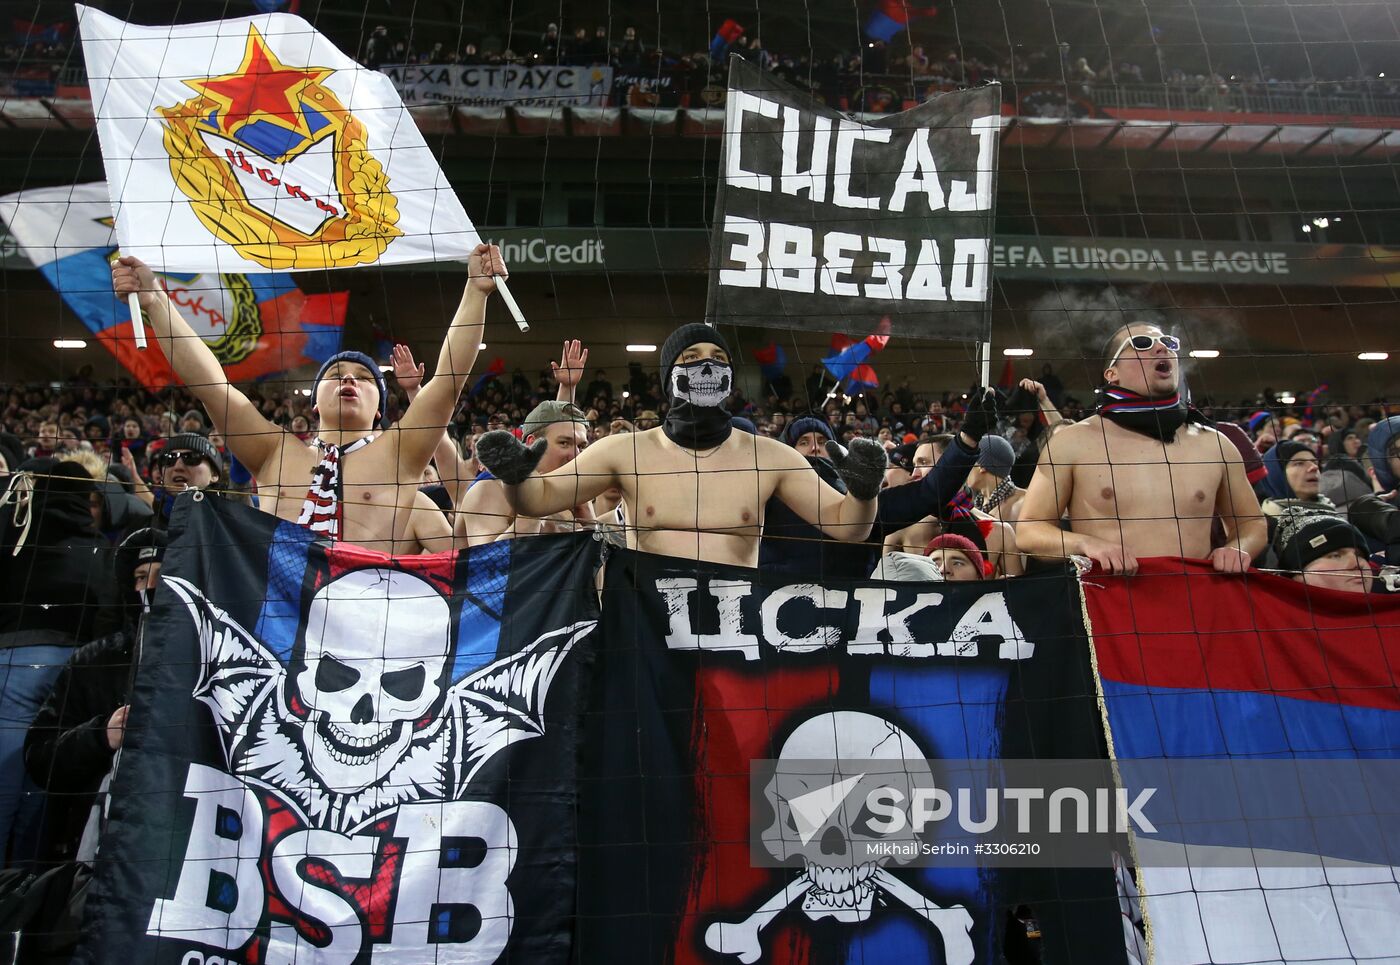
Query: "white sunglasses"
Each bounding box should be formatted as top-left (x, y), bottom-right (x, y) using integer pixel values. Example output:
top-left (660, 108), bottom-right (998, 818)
top-left (1108, 333), bottom-right (1181, 367)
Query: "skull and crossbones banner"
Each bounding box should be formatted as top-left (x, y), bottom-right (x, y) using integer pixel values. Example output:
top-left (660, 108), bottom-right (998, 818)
top-left (78, 497), bottom-right (600, 964)
top-left (577, 549), bottom-right (1128, 965)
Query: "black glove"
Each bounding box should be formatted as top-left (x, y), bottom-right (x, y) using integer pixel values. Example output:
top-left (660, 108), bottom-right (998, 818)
top-left (824, 437), bottom-right (888, 501)
top-left (475, 430), bottom-right (547, 485)
top-left (959, 385), bottom-right (999, 443)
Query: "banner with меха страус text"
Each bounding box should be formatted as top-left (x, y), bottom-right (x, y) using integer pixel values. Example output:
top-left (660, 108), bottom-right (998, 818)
top-left (706, 55), bottom-right (999, 342)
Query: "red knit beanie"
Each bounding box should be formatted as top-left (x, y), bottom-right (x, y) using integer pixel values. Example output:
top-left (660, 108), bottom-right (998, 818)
top-left (923, 534), bottom-right (990, 578)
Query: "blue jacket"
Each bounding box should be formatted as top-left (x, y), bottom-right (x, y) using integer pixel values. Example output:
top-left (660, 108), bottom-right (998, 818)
top-left (1260, 444), bottom-right (1298, 500)
top-left (758, 437), bottom-right (978, 579)
top-left (1369, 416), bottom-right (1400, 491)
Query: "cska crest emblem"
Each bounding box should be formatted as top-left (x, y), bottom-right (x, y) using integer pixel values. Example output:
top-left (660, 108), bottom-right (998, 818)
top-left (156, 25), bottom-right (402, 270)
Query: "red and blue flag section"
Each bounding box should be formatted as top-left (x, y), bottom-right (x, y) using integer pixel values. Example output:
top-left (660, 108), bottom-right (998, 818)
top-left (822, 332), bottom-right (890, 382)
top-left (470, 356), bottom-right (507, 397)
top-left (711, 18), bottom-right (744, 61)
top-left (0, 182), bottom-right (347, 389)
top-left (1087, 558), bottom-right (1400, 965)
top-left (864, 0), bottom-right (938, 43)
top-left (752, 341), bottom-right (787, 380)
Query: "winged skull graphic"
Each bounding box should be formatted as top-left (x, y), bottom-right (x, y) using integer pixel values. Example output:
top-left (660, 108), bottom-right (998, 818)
top-left (163, 571), bottom-right (594, 833)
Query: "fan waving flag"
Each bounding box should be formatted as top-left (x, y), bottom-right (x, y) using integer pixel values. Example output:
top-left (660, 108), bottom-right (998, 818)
top-left (0, 182), bottom-right (347, 388)
top-left (76, 5), bottom-right (480, 274)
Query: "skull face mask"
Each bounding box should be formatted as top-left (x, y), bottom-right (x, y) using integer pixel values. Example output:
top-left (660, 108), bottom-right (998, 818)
top-left (294, 568), bottom-right (452, 794)
top-left (663, 354), bottom-right (734, 450)
top-left (670, 359), bottom-right (733, 407)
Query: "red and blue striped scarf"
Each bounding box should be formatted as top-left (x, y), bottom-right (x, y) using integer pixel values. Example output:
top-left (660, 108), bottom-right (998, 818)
top-left (1096, 384), bottom-right (1207, 442)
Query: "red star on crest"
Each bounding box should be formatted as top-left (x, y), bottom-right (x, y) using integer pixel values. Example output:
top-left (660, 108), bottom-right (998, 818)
top-left (185, 25), bottom-right (334, 138)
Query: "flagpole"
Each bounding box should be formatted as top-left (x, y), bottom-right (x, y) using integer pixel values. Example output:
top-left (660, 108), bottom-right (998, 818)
top-left (127, 291), bottom-right (147, 350)
top-left (495, 278), bottom-right (529, 333)
top-left (978, 340), bottom-right (991, 388)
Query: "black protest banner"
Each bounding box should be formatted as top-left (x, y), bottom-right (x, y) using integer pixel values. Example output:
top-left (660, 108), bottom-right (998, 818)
top-left (78, 497), bottom-right (599, 964)
top-left (576, 548), bottom-right (1125, 965)
top-left (706, 56), bottom-right (1000, 341)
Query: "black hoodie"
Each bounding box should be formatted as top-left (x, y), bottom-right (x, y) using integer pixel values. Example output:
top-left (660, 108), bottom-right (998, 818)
top-left (0, 459), bottom-right (121, 645)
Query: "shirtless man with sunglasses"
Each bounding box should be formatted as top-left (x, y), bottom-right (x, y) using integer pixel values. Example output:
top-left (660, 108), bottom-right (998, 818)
top-left (1017, 322), bottom-right (1266, 575)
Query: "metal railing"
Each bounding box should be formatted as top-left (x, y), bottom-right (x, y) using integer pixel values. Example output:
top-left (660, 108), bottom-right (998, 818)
top-left (12, 60), bottom-right (1400, 122)
top-left (1085, 82), bottom-right (1400, 119)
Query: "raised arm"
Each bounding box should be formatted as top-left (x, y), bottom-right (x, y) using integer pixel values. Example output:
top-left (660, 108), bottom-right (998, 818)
top-left (113, 257), bottom-right (283, 474)
top-left (769, 441), bottom-right (879, 542)
top-left (551, 339), bottom-right (588, 403)
top-left (875, 387), bottom-right (995, 532)
top-left (391, 343), bottom-right (469, 505)
top-left (1021, 378), bottom-right (1064, 429)
top-left (1210, 440), bottom-right (1267, 573)
top-left (477, 430), bottom-right (623, 518)
top-left (396, 244), bottom-right (503, 475)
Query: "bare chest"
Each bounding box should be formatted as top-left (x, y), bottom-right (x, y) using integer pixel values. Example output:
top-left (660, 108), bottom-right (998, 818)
top-left (628, 444), bottom-right (769, 534)
top-left (1072, 432), bottom-right (1224, 521)
top-left (260, 446), bottom-right (416, 543)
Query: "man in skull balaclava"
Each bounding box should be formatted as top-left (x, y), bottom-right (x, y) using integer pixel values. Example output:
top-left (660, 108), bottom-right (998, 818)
top-left (658, 322), bottom-right (736, 450)
top-left (473, 322), bottom-right (890, 567)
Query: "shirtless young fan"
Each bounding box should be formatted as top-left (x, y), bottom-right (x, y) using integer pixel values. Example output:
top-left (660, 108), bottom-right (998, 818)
top-left (473, 323), bottom-right (885, 568)
top-left (111, 244), bottom-right (507, 554)
top-left (1017, 322), bottom-right (1266, 575)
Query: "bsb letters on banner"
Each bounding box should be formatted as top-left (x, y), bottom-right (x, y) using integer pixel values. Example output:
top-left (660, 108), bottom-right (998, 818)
top-left (78, 498), bottom-right (599, 964)
top-left (76, 5), bottom-right (480, 274)
top-left (706, 55), bottom-right (1000, 341)
top-left (576, 549), bottom-right (1126, 965)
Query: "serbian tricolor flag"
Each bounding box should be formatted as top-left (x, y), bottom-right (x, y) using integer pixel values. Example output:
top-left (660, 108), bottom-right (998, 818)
top-left (1088, 558), bottom-right (1400, 965)
top-left (0, 182), bottom-right (346, 388)
top-left (864, 0), bottom-right (937, 43)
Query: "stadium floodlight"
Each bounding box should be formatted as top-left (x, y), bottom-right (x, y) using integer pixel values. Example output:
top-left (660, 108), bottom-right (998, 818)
top-left (627, 344), bottom-right (657, 352)
top-left (1188, 350), bottom-right (1220, 359)
top-left (1003, 348), bottom-right (1034, 356)
top-left (53, 339), bottom-right (87, 349)
top-left (1358, 352), bottom-right (1390, 361)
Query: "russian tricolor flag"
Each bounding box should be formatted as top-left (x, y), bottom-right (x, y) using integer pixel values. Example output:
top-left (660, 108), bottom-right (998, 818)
top-left (1088, 558), bottom-right (1400, 964)
top-left (0, 182), bottom-right (346, 389)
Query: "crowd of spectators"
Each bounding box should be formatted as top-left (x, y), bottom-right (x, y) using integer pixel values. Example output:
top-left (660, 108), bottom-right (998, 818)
top-left (353, 17), bottom-right (1400, 111)
top-left (5, 12), bottom-right (1396, 114)
top-left (0, 321), bottom-right (1397, 955)
top-left (2, 350), bottom-right (1397, 578)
